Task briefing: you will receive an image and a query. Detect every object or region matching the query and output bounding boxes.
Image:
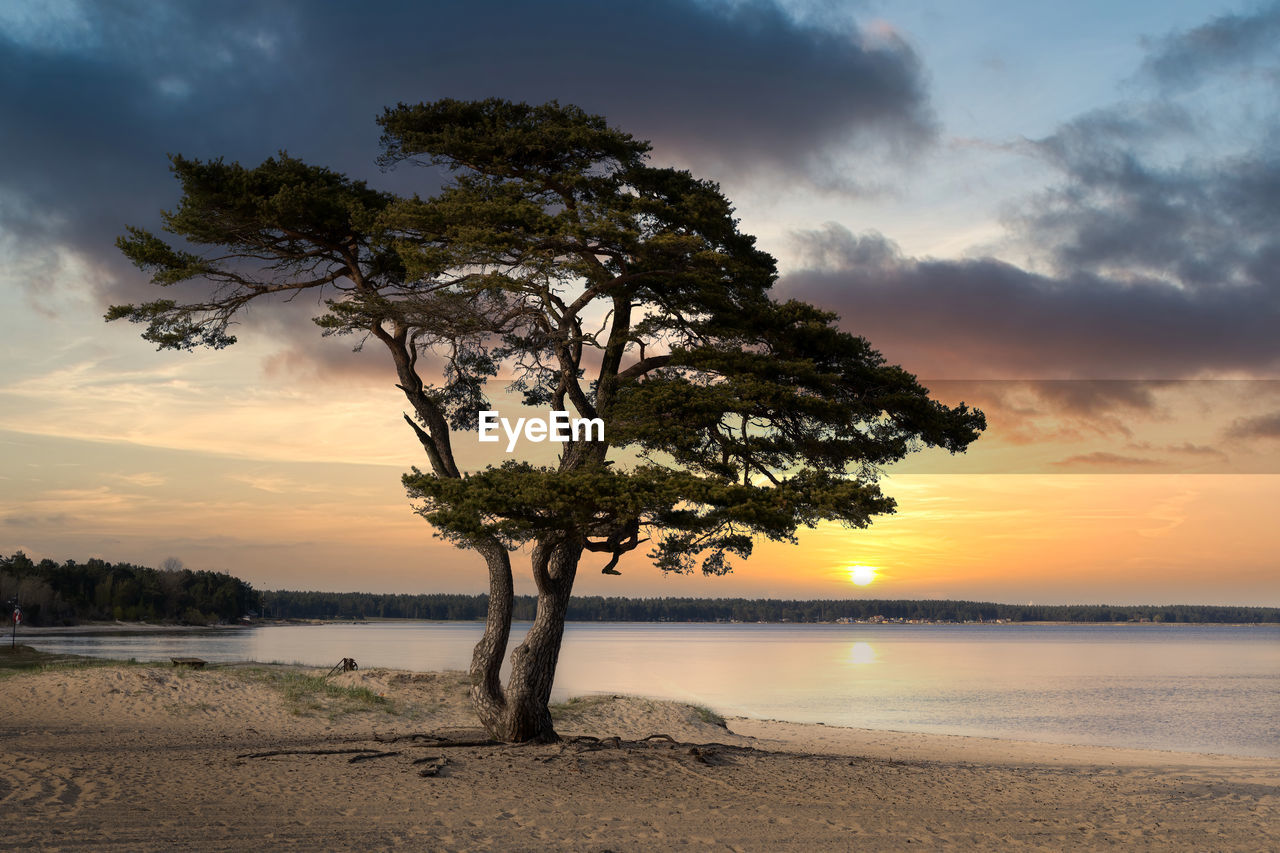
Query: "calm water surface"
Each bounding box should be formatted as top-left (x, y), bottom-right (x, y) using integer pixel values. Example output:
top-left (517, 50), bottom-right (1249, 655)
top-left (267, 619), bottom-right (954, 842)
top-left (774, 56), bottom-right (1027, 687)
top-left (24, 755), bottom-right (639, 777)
top-left (24, 622), bottom-right (1279, 757)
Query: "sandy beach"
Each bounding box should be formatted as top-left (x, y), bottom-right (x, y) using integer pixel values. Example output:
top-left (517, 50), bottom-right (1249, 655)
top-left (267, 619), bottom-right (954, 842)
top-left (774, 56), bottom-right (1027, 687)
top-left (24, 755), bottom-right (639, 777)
top-left (0, 657), bottom-right (1274, 851)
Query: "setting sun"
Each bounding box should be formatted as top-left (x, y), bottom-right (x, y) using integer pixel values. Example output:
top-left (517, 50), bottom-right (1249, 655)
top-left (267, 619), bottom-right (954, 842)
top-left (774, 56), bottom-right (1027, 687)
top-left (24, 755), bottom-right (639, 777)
top-left (848, 565), bottom-right (878, 586)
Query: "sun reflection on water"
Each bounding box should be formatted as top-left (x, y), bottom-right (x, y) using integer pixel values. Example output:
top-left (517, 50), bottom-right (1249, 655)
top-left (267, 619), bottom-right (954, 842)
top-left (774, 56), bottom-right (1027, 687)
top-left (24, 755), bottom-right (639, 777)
top-left (847, 641), bottom-right (877, 665)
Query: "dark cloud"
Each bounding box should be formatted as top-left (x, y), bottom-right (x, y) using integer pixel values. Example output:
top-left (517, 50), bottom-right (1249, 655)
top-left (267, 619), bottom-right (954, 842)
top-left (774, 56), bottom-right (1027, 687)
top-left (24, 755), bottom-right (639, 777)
top-left (387, 0), bottom-right (937, 175)
top-left (784, 226), bottom-right (1278, 378)
top-left (1139, 2), bottom-right (1280, 91)
top-left (1226, 411), bottom-right (1280, 440)
top-left (782, 5), bottom-right (1280, 381)
top-left (1019, 115), bottom-right (1279, 294)
top-left (0, 0), bottom-right (931, 269)
top-left (1, 0), bottom-right (933, 376)
top-left (1024, 381), bottom-right (1164, 416)
top-left (0, 0), bottom-right (329, 306)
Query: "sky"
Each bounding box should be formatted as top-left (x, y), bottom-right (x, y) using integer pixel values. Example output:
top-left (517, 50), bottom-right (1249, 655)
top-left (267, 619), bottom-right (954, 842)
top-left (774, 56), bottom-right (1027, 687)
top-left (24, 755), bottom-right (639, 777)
top-left (1, 0), bottom-right (1277, 605)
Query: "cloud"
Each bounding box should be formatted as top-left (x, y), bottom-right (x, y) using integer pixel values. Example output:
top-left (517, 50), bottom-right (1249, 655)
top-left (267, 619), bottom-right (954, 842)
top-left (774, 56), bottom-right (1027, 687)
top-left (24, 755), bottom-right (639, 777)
top-left (1226, 411), bottom-right (1280, 440)
top-left (902, 381), bottom-right (1280, 473)
top-left (0, 0), bottom-right (317, 306)
top-left (0, 0), bottom-right (935, 379)
top-left (371, 0), bottom-right (935, 180)
top-left (783, 226), bottom-right (1279, 378)
top-left (920, 380), bottom-right (1166, 448)
top-left (6, 2), bottom-right (1275, 387)
top-left (1050, 452), bottom-right (1163, 470)
top-left (1139, 2), bottom-right (1280, 92)
top-left (112, 472), bottom-right (166, 488)
top-left (1024, 381), bottom-right (1165, 416)
top-left (781, 4), bottom-right (1280, 381)
top-left (924, 379), bottom-right (1167, 417)
top-left (1165, 443), bottom-right (1228, 458)
top-left (3, 514), bottom-right (73, 527)
top-left (1018, 111), bottom-right (1278, 294)
top-left (0, 0), bottom-right (932, 263)
top-left (224, 472), bottom-right (330, 495)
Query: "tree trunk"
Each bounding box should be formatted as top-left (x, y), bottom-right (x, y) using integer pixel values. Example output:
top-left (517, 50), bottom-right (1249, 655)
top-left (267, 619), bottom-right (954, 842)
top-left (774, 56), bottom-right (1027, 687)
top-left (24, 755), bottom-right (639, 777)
top-left (468, 539), bottom-right (514, 737)
top-left (473, 537), bottom-right (581, 744)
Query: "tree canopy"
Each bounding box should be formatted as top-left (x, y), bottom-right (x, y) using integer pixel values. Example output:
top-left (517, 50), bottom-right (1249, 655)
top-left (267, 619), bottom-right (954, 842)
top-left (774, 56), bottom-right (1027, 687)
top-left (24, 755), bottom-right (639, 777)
top-left (111, 98), bottom-right (984, 741)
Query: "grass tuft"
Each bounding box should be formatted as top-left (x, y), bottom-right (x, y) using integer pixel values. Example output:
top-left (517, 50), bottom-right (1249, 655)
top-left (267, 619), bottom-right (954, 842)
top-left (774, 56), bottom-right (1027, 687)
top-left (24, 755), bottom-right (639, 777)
top-left (549, 694), bottom-right (614, 721)
top-left (691, 704), bottom-right (727, 727)
top-left (230, 666), bottom-right (397, 718)
top-left (550, 693), bottom-right (727, 728)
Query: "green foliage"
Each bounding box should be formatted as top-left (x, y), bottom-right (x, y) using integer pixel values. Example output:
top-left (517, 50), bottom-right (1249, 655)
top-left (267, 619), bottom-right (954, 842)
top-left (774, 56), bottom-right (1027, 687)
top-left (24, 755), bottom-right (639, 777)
top-left (373, 99), bottom-right (984, 573)
top-left (109, 98), bottom-right (984, 578)
top-left (378, 99), bottom-right (649, 179)
top-left (111, 153), bottom-right (401, 351)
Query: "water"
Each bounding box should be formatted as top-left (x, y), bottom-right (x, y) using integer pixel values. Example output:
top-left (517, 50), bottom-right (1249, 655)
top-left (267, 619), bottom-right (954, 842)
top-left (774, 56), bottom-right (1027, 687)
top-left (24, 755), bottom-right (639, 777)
top-left (23, 622), bottom-right (1280, 758)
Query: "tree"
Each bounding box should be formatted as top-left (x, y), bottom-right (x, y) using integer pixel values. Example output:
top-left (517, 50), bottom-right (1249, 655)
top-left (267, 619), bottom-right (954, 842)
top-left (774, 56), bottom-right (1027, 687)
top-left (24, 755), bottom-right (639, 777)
top-left (110, 99), bottom-right (985, 742)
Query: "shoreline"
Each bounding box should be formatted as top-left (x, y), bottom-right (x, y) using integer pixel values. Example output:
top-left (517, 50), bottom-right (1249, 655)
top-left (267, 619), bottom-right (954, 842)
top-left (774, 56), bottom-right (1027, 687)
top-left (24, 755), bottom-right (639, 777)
top-left (0, 660), bottom-right (1274, 850)
top-left (17, 617), bottom-right (1276, 635)
top-left (11, 622), bottom-right (253, 637)
top-left (10, 637), bottom-right (1276, 763)
top-left (4, 652), bottom-right (1270, 770)
top-left (727, 717), bottom-right (1279, 773)
top-left (12, 649), bottom-right (1276, 764)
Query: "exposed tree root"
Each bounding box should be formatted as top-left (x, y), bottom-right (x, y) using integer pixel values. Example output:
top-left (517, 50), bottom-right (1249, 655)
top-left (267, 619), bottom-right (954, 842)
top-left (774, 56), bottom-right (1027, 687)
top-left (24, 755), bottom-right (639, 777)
top-left (236, 732), bottom-right (761, 782)
top-left (373, 733), bottom-right (502, 747)
top-left (236, 748), bottom-right (401, 761)
top-left (347, 750), bottom-right (401, 763)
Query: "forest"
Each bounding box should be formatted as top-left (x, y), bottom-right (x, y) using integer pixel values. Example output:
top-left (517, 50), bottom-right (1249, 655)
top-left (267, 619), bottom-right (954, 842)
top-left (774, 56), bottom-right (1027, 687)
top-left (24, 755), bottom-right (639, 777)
top-left (264, 589), bottom-right (1280, 624)
top-left (0, 553), bottom-right (256, 625)
top-left (4, 553), bottom-right (1275, 625)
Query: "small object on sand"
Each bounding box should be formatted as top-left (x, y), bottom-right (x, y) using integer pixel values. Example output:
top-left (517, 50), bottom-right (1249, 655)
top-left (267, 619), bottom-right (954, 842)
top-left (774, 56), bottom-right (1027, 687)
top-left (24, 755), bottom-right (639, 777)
top-left (415, 756), bottom-right (449, 777)
top-left (324, 657), bottom-right (359, 678)
top-left (170, 657), bottom-right (207, 669)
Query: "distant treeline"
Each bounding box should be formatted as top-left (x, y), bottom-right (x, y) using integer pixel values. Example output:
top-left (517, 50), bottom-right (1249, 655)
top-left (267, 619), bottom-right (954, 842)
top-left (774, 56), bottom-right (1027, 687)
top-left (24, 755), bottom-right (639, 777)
top-left (264, 591), bottom-right (1280, 624)
top-left (0, 553), bottom-right (256, 625)
top-left (6, 553), bottom-right (1274, 625)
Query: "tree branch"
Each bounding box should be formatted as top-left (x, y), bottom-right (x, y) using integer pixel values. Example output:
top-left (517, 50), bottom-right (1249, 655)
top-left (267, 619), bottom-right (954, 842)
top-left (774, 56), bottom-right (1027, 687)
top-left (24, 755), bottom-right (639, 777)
top-left (618, 354), bottom-right (672, 381)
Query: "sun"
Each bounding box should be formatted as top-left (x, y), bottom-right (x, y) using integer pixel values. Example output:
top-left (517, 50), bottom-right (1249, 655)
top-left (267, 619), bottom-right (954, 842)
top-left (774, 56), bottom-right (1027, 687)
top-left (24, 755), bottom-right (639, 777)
top-left (848, 565), bottom-right (878, 586)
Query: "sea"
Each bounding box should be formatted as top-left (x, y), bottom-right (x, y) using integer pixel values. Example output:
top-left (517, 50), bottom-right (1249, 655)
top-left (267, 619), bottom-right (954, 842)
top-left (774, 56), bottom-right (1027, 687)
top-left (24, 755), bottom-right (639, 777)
top-left (20, 622), bottom-right (1280, 758)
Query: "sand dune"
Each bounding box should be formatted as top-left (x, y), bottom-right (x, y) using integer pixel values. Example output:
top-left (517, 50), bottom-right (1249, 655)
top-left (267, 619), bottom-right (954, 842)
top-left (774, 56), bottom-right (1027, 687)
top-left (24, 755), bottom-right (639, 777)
top-left (0, 662), bottom-right (1274, 850)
